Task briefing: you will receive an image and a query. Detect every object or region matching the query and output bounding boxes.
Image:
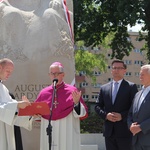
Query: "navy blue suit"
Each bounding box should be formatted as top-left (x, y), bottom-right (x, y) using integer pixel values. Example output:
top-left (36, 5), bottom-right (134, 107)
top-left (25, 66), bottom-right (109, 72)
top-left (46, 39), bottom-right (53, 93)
top-left (95, 79), bottom-right (138, 150)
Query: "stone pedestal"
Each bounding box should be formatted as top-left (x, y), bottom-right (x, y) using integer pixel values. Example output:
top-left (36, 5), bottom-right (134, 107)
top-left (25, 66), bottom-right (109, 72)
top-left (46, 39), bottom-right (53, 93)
top-left (81, 145), bottom-right (98, 150)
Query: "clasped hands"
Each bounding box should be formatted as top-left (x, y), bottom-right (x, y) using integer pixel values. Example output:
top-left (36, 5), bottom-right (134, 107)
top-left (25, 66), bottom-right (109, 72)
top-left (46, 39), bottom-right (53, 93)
top-left (106, 112), bottom-right (122, 122)
top-left (129, 122), bottom-right (141, 136)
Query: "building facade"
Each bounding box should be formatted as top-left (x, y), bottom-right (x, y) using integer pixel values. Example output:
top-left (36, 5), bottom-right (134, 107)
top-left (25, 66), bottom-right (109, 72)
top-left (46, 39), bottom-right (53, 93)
top-left (75, 32), bottom-right (147, 111)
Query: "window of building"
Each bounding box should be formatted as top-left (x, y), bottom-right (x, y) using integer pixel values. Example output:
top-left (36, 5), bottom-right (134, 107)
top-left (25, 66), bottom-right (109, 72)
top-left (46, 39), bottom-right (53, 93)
top-left (82, 95), bottom-right (89, 100)
top-left (92, 46), bottom-right (100, 51)
top-left (135, 37), bottom-right (140, 42)
top-left (137, 84), bottom-right (143, 89)
top-left (135, 72), bottom-right (140, 76)
top-left (108, 66), bottom-right (111, 69)
top-left (93, 71), bottom-right (101, 76)
top-left (108, 54), bottom-right (111, 57)
top-left (92, 95), bottom-right (98, 99)
top-left (125, 72), bottom-right (132, 76)
top-left (79, 46), bottom-right (87, 50)
top-left (134, 48), bottom-right (141, 53)
top-left (134, 60), bottom-right (143, 65)
top-left (79, 71), bottom-right (86, 76)
top-left (124, 60), bottom-right (132, 65)
top-left (81, 82), bottom-right (88, 87)
top-left (134, 49), bottom-right (143, 55)
top-left (92, 83), bottom-right (101, 88)
top-left (127, 37), bottom-right (131, 42)
top-left (108, 78), bottom-right (111, 81)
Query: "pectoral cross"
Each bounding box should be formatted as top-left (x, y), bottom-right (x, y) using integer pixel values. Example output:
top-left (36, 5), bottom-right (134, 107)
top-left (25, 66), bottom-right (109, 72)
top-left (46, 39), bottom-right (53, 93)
top-left (53, 100), bottom-right (59, 108)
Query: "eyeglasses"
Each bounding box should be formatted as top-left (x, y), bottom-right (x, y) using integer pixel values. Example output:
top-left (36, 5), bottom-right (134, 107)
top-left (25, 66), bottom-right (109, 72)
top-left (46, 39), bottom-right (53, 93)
top-left (49, 72), bottom-right (63, 76)
top-left (112, 67), bottom-right (125, 70)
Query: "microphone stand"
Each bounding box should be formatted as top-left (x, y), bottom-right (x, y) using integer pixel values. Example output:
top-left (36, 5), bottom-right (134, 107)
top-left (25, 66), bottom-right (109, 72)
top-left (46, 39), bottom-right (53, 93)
top-left (46, 85), bottom-right (56, 150)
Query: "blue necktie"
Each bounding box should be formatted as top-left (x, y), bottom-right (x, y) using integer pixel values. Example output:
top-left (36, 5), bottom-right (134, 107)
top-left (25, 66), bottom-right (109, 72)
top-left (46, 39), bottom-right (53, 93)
top-left (112, 82), bottom-right (118, 104)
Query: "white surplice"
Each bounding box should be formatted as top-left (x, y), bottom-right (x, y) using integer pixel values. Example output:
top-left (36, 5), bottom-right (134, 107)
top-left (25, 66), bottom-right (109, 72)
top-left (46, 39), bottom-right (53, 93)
top-left (0, 83), bottom-right (32, 150)
top-left (39, 103), bottom-right (87, 150)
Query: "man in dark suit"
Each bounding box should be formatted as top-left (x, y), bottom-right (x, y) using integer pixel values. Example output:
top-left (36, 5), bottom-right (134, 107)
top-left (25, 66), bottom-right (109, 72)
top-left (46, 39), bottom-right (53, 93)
top-left (128, 64), bottom-right (150, 150)
top-left (95, 59), bottom-right (138, 150)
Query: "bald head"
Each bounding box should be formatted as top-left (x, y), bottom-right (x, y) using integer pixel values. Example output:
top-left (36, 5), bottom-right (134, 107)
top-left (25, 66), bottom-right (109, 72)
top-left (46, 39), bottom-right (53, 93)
top-left (0, 58), bottom-right (14, 67)
top-left (0, 58), bottom-right (14, 81)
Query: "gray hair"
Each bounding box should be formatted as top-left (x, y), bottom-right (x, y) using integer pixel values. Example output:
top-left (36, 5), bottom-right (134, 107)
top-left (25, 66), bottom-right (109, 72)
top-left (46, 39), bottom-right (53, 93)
top-left (49, 64), bottom-right (64, 73)
top-left (141, 64), bottom-right (150, 74)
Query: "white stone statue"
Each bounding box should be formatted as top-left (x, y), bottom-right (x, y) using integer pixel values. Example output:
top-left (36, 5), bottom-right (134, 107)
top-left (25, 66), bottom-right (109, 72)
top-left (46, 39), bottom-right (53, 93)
top-left (0, 0), bottom-right (74, 61)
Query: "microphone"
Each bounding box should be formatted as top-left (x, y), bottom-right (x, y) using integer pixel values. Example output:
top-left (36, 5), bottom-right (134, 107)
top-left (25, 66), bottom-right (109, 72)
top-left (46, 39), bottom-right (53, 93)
top-left (53, 78), bottom-right (58, 87)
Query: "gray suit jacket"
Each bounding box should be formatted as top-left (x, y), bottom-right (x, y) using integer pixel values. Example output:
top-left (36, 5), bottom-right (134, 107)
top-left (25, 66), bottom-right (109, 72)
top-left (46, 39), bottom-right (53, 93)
top-left (128, 90), bottom-right (150, 146)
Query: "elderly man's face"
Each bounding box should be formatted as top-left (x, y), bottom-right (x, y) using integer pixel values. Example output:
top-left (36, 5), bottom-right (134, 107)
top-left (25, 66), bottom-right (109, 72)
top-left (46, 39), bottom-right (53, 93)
top-left (49, 66), bottom-right (64, 85)
top-left (140, 68), bottom-right (150, 87)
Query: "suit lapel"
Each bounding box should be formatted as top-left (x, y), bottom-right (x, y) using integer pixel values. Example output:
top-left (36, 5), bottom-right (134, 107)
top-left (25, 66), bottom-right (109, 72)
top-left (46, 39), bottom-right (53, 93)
top-left (138, 91), bottom-right (150, 112)
top-left (133, 91), bottom-right (143, 113)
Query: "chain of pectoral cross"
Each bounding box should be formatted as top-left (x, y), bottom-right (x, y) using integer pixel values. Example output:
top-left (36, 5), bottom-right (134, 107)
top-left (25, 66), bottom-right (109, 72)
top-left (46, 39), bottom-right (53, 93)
top-left (52, 83), bottom-right (64, 109)
top-left (53, 89), bottom-right (59, 108)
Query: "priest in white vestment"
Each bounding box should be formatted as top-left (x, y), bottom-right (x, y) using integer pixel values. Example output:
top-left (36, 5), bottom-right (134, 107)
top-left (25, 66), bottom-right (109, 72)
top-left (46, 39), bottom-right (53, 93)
top-left (35, 62), bottom-right (88, 150)
top-left (0, 58), bottom-right (33, 150)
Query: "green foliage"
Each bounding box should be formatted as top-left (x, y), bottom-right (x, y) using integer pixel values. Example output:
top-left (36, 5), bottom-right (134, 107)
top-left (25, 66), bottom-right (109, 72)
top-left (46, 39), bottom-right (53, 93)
top-left (75, 48), bottom-right (107, 82)
top-left (110, 27), bottom-right (134, 59)
top-left (80, 112), bottom-right (104, 133)
top-left (73, 0), bottom-right (150, 61)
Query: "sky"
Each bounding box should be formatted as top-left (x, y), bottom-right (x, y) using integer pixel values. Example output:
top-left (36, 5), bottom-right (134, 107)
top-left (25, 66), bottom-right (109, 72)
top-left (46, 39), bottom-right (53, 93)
top-left (127, 23), bottom-right (144, 32)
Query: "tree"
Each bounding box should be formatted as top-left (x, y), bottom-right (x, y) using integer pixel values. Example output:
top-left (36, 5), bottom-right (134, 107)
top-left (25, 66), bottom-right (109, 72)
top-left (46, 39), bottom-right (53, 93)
top-left (74, 41), bottom-right (107, 81)
top-left (73, 0), bottom-right (150, 62)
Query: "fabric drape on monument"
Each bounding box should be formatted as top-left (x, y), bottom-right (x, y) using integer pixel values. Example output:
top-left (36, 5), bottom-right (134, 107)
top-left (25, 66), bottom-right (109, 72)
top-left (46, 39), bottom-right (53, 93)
top-left (62, 0), bottom-right (74, 42)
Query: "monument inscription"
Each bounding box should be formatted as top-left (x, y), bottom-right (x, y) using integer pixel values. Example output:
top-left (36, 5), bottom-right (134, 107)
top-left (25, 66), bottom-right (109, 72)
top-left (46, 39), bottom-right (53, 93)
top-left (14, 84), bottom-right (49, 100)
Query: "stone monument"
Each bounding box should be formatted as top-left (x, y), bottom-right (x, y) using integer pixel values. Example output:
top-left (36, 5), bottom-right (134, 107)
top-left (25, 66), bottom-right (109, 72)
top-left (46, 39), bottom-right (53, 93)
top-left (0, 0), bottom-right (74, 149)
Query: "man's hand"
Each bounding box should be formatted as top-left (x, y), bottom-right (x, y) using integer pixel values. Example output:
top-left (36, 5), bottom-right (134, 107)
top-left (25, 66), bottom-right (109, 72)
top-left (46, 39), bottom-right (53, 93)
top-left (106, 112), bottom-right (122, 122)
top-left (17, 101), bottom-right (31, 109)
top-left (130, 122), bottom-right (142, 136)
top-left (72, 90), bottom-right (81, 105)
top-left (17, 95), bottom-right (31, 109)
